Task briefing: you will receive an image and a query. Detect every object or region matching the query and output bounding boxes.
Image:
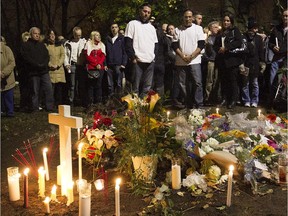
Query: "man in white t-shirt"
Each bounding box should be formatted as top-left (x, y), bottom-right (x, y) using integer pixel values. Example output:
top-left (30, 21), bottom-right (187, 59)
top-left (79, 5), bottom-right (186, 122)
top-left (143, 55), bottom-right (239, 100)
top-left (172, 9), bottom-right (206, 108)
top-left (124, 3), bottom-right (158, 97)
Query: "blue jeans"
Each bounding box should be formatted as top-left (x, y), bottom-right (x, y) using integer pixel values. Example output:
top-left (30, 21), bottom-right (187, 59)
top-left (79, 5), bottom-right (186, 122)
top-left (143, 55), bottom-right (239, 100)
top-left (174, 64), bottom-right (203, 107)
top-left (131, 62), bottom-right (154, 98)
top-left (241, 77), bottom-right (259, 104)
top-left (67, 65), bottom-right (76, 103)
top-left (107, 65), bottom-right (123, 95)
top-left (30, 73), bottom-right (54, 111)
top-left (1, 88), bottom-right (14, 116)
top-left (269, 58), bottom-right (284, 97)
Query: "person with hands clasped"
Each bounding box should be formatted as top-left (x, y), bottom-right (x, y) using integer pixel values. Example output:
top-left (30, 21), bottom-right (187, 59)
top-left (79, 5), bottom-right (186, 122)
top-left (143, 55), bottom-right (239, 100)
top-left (172, 9), bottom-right (206, 109)
top-left (83, 31), bottom-right (107, 106)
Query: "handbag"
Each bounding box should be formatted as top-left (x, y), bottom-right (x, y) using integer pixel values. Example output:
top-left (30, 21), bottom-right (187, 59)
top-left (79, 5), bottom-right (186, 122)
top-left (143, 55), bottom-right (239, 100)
top-left (87, 69), bottom-right (100, 79)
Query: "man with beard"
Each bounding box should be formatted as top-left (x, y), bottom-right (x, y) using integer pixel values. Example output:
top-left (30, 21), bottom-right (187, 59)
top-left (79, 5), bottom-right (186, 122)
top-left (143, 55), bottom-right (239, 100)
top-left (124, 3), bottom-right (158, 98)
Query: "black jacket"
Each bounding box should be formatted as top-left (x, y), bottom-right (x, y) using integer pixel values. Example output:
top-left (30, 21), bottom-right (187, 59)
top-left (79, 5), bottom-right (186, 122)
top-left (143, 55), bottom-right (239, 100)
top-left (214, 26), bottom-right (244, 68)
top-left (20, 38), bottom-right (49, 76)
top-left (243, 32), bottom-right (265, 77)
top-left (105, 34), bottom-right (127, 66)
top-left (268, 24), bottom-right (288, 61)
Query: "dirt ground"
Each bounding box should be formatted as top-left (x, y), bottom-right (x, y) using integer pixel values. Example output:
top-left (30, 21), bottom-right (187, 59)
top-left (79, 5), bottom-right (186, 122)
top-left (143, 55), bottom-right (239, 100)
top-left (1, 85), bottom-right (287, 216)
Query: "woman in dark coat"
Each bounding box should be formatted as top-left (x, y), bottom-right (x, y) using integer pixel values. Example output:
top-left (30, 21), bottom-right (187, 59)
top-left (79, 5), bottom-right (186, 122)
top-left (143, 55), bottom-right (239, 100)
top-left (214, 14), bottom-right (244, 109)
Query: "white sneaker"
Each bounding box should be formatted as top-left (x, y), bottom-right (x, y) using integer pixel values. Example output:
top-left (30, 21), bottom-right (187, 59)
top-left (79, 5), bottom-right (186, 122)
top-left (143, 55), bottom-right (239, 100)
top-left (251, 103), bottom-right (257, 108)
top-left (244, 102), bottom-right (250, 107)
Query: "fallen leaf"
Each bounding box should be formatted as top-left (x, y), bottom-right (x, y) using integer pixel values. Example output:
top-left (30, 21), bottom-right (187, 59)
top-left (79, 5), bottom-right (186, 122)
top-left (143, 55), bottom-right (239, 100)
top-left (234, 191), bottom-right (241, 196)
top-left (177, 191), bottom-right (185, 196)
top-left (216, 206), bottom-right (226, 210)
top-left (203, 204), bottom-right (209, 209)
top-left (205, 193), bottom-right (213, 198)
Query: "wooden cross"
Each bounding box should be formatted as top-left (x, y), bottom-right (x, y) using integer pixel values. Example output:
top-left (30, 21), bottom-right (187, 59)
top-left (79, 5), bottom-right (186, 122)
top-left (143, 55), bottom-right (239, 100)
top-left (48, 105), bottom-right (83, 196)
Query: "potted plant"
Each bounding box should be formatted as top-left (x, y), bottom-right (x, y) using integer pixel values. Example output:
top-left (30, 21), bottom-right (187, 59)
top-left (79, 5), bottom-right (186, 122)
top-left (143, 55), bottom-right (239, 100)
top-left (113, 91), bottom-right (173, 182)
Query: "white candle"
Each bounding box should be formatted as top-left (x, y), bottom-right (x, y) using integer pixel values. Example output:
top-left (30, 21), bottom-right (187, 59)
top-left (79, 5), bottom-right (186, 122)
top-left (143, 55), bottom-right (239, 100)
top-left (57, 165), bottom-right (62, 186)
top-left (76, 179), bottom-right (87, 192)
top-left (79, 194), bottom-right (91, 216)
top-left (79, 183), bottom-right (91, 216)
top-left (23, 168), bottom-right (29, 208)
top-left (77, 128), bottom-right (81, 140)
top-left (171, 160), bottom-right (181, 190)
top-left (38, 167), bottom-right (46, 197)
top-left (43, 197), bottom-right (51, 214)
top-left (216, 108), bottom-right (219, 114)
top-left (51, 185), bottom-right (57, 202)
top-left (115, 178), bottom-right (121, 216)
top-left (275, 37), bottom-right (279, 47)
top-left (226, 165), bottom-right (234, 207)
top-left (167, 111), bottom-right (170, 120)
top-left (94, 179), bottom-right (104, 191)
top-left (43, 147), bottom-right (49, 181)
top-left (66, 181), bottom-right (74, 206)
top-left (221, 37), bottom-right (225, 47)
top-left (258, 109), bottom-right (261, 117)
top-left (78, 143), bottom-right (84, 180)
top-left (7, 167), bottom-right (21, 201)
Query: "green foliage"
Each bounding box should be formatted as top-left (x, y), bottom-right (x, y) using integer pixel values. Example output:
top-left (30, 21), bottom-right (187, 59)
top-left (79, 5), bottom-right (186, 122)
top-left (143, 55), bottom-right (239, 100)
top-left (88, 0), bottom-right (183, 34)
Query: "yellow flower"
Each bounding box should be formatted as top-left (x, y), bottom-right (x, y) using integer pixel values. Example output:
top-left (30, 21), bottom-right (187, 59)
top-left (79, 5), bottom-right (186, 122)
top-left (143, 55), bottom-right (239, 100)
top-left (149, 93), bottom-right (161, 112)
top-left (121, 94), bottom-right (135, 110)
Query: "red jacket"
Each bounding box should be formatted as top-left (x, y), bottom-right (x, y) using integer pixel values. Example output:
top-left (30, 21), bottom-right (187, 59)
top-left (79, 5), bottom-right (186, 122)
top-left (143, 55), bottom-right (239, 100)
top-left (84, 49), bottom-right (106, 70)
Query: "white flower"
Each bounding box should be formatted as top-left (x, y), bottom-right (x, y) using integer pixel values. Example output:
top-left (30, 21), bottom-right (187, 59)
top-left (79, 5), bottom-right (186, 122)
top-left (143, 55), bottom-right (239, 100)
top-left (202, 145), bottom-right (214, 153)
top-left (275, 117), bottom-right (281, 124)
top-left (182, 172), bottom-right (207, 192)
top-left (235, 146), bottom-right (243, 152)
top-left (104, 130), bottom-right (114, 137)
top-left (206, 137), bottom-right (219, 148)
top-left (207, 165), bottom-right (221, 181)
top-left (218, 174), bottom-right (228, 184)
top-left (95, 139), bottom-right (104, 149)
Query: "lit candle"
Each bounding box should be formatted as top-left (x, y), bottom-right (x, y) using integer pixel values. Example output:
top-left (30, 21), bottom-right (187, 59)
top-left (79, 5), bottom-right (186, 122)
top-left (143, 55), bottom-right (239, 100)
top-left (51, 185), bottom-right (57, 202)
top-left (167, 111), bottom-right (170, 120)
top-left (258, 109), bottom-right (261, 117)
top-left (23, 168), bottom-right (29, 208)
top-left (7, 167), bottom-right (21, 201)
top-left (57, 165), bottom-right (62, 186)
top-left (76, 179), bottom-right (87, 192)
top-left (38, 167), bottom-right (46, 197)
top-left (42, 147), bottom-right (49, 181)
top-left (43, 197), bottom-right (51, 214)
top-left (275, 37), bottom-right (279, 47)
top-left (77, 128), bottom-right (81, 140)
top-left (115, 178), bottom-right (121, 216)
top-left (78, 142), bottom-right (84, 180)
top-left (94, 179), bottom-right (105, 191)
top-left (66, 181), bottom-right (74, 206)
top-left (226, 165), bottom-right (234, 207)
top-left (171, 159), bottom-right (181, 190)
top-left (216, 108), bottom-right (219, 114)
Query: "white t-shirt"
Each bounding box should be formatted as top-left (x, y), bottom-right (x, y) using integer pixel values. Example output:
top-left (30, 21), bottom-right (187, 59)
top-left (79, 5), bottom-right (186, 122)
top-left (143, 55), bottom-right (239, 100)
top-left (125, 20), bottom-right (158, 63)
top-left (70, 41), bottom-right (79, 62)
top-left (174, 24), bottom-right (206, 66)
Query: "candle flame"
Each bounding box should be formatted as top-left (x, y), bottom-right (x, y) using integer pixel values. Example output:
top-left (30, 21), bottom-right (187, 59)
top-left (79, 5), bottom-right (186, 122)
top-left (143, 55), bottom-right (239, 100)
top-left (24, 168), bottom-right (30, 176)
top-left (52, 185), bottom-right (57, 191)
top-left (44, 197), bottom-right (50, 203)
top-left (43, 147), bottom-right (48, 153)
top-left (116, 178), bottom-right (121, 185)
top-left (167, 111), bottom-right (170, 115)
top-left (38, 166), bottom-right (46, 174)
top-left (78, 142), bottom-right (84, 150)
top-left (229, 165), bottom-right (234, 171)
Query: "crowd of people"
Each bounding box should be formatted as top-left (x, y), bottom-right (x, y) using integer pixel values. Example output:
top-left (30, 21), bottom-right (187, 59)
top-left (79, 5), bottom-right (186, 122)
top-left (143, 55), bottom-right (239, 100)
top-left (1, 3), bottom-right (287, 117)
